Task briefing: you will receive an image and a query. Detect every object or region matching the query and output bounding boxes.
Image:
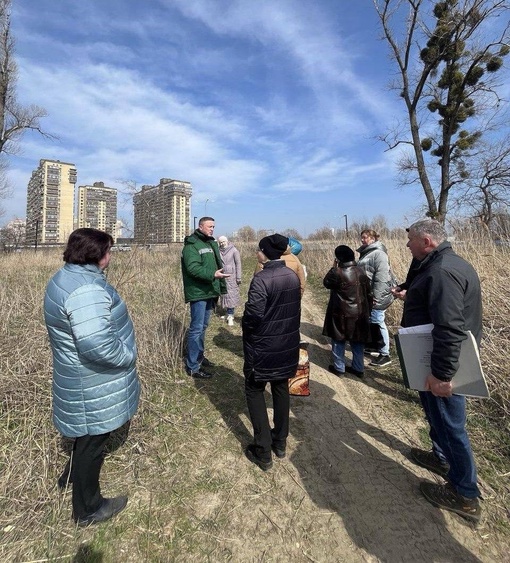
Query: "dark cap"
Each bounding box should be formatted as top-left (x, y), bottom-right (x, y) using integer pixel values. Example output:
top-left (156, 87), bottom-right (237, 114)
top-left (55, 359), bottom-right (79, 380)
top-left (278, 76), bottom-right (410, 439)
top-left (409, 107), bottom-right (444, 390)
top-left (334, 245), bottom-right (355, 263)
top-left (259, 234), bottom-right (289, 260)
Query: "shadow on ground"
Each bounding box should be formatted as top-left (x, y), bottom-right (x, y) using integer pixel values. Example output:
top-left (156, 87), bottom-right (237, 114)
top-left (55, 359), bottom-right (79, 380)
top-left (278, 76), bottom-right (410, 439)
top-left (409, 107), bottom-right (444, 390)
top-left (197, 315), bottom-right (482, 562)
top-left (288, 377), bottom-right (481, 561)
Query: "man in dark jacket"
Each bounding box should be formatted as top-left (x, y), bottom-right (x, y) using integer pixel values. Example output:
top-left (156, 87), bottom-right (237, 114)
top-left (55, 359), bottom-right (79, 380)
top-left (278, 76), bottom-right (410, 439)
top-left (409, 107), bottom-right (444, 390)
top-left (242, 234), bottom-right (301, 471)
top-left (402, 219), bottom-right (482, 523)
top-left (181, 217), bottom-right (229, 379)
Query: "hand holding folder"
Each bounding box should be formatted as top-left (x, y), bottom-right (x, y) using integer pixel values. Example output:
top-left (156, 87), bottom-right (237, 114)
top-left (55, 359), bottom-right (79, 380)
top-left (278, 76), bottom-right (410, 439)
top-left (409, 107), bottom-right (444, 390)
top-left (394, 324), bottom-right (490, 398)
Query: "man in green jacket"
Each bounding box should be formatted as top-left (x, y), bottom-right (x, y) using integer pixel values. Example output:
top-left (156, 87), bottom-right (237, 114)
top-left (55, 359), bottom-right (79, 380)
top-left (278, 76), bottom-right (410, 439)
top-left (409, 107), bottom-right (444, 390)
top-left (181, 216), bottom-right (229, 378)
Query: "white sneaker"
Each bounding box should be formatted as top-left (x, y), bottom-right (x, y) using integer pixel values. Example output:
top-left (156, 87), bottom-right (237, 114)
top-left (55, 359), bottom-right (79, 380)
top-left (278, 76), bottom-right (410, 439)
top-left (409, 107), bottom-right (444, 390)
top-left (227, 315), bottom-right (234, 326)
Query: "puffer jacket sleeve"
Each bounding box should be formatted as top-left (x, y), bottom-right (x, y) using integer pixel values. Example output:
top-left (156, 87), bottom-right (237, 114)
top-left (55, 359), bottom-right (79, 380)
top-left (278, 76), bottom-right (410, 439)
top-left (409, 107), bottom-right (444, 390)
top-left (242, 274), bottom-right (266, 333)
top-left (66, 283), bottom-right (136, 368)
top-left (234, 247), bottom-right (242, 283)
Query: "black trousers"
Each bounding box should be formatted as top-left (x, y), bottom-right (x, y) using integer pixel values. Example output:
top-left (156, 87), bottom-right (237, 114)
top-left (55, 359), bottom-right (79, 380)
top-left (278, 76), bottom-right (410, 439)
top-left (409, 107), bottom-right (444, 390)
top-left (60, 432), bottom-right (110, 519)
top-left (244, 373), bottom-right (290, 462)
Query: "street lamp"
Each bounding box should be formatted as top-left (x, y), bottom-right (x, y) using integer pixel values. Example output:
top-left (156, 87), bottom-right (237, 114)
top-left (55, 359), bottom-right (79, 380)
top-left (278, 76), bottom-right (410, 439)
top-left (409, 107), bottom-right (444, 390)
top-left (204, 199), bottom-right (209, 215)
top-left (343, 214), bottom-right (348, 233)
top-left (193, 216), bottom-right (197, 230)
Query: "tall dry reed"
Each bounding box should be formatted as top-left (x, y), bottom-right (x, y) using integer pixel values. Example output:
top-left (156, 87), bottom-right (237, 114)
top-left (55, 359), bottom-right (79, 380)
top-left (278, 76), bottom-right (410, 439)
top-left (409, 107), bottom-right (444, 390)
top-left (0, 240), bottom-right (508, 559)
top-left (0, 247), bottom-right (189, 560)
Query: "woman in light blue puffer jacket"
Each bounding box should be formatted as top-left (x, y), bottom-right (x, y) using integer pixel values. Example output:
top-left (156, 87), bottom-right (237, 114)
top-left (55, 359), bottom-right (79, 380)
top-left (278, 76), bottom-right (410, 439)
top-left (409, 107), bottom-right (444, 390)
top-left (44, 228), bottom-right (140, 527)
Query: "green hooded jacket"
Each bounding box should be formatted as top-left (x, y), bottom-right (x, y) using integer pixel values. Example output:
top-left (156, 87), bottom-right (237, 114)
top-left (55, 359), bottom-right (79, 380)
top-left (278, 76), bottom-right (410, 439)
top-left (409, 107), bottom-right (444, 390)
top-left (181, 229), bottom-right (227, 303)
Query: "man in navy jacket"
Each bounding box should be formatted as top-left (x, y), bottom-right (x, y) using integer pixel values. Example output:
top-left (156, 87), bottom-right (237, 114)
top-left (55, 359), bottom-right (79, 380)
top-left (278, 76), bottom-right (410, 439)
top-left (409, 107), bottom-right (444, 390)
top-left (402, 219), bottom-right (482, 523)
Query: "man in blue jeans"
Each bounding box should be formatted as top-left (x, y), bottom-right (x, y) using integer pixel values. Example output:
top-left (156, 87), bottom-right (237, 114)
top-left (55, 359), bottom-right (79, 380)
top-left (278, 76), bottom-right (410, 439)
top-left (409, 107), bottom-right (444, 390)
top-left (398, 219), bottom-right (482, 523)
top-left (181, 217), bottom-right (229, 379)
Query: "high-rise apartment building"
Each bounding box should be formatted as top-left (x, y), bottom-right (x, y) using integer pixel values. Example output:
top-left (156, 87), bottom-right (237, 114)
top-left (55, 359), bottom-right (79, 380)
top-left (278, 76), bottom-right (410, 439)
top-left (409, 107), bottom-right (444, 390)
top-left (77, 182), bottom-right (118, 239)
top-left (133, 178), bottom-right (192, 244)
top-left (25, 159), bottom-right (77, 246)
top-left (115, 219), bottom-right (125, 241)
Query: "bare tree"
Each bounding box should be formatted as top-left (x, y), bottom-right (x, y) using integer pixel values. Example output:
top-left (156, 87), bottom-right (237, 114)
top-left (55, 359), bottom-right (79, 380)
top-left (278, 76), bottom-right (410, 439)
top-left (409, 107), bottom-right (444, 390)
top-left (256, 228), bottom-right (276, 240)
top-left (349, 215), bottom-right (389, 236)
top-left (282, 228), bottom-right (303, 240)
top-left (452, 136), bottom-right (510, 231)
top-left (0, 0), bottom-right (53, 155)
top-left (236, 225), bottom-right (257, 242)
top-left (374, 0), bottom-right (510, 223)
top-left (0, 155), bottom-right (10, 217)
top-left (115, 178), bottom-right (139, 238)
top-left (0, 215), bottom-right (24, 250)
top-left (0, 0), bottom-right (53, 217)
top-left (308, 227), bottom-right (336, 241)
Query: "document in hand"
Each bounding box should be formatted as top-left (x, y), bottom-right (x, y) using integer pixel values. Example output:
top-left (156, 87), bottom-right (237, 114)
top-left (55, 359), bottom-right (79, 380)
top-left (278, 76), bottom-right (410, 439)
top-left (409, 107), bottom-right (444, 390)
top-left (394, 324), bottom-right (490, 398)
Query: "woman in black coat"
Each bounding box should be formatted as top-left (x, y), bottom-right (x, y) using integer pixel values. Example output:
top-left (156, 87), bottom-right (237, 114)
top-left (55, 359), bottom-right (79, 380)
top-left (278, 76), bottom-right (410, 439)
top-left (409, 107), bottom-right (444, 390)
top-left (242, 234), bottom-right (301, 471)
top-left (322, 245), bottom-right (373, 378)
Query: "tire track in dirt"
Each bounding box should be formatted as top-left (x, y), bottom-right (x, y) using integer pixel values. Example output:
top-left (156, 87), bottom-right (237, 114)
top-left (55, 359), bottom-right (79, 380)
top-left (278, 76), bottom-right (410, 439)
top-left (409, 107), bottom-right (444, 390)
top-left (281, 290), bottom-right (506, 562)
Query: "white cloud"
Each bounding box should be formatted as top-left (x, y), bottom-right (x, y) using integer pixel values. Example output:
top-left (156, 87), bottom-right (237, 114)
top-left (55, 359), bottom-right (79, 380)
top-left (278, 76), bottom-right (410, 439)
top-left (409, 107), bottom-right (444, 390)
top-left (166, 0), bottom-right (397, 120)
top-left (2, 0), bottom-right (421, 234)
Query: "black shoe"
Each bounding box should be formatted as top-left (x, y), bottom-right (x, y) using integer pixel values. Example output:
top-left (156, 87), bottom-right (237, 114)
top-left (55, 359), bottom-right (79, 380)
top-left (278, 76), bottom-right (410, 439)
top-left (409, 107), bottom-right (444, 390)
top-left (410, 447), bottom-right (450, 478)
top-left (364, 348), bottom-right (379, 356)
top-left (420, 482), bottom-right (481, 523)
top-left (188, 369), bottom-right (213, 379)
top-left (271, 444), bottom-right (286, 459)
top-left (245, 445), bottom-right (273, 471)
top-left (328, 364), bottom-right (344, 376)
top-left (75, 496), bottom-right (128, 527)
top-left (200, 357), bottom-right (214, 367)
top-left (370, 354), bottom-right (392, 367)
top-left (346, 366), bottom-right (364, 378)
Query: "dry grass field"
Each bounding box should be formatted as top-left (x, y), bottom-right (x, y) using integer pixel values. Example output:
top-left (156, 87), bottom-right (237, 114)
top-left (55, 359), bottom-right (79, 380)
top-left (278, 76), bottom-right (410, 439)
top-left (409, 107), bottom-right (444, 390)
top-left (0, 237), bottom-right (509, 561)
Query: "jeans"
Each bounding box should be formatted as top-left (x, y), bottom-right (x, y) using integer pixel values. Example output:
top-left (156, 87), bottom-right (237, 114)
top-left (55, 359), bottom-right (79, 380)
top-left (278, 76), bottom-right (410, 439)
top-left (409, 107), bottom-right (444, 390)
top-left (226, 307), bottom-right (234, 316)
top-left (244, 372), bottom-right (290, 462)
top-left (370, 309), bottom-right (390, 355)
top-left (419, 391), bottom-right (479, 498)
top-left (186, 298), bottom-right (214, 373)
top-left (331, 339), bottom-right (365, 373)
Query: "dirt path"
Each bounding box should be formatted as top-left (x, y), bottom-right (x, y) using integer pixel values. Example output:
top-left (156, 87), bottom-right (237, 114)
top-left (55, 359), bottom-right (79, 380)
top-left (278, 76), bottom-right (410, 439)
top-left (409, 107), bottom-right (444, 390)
top-left (258, 289), bottom-right (506, 562)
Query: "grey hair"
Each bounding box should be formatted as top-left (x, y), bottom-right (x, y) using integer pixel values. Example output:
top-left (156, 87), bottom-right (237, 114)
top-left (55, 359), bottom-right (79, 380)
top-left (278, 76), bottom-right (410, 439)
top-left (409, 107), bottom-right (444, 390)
top-left (408, 219), bottom-right (447, 243)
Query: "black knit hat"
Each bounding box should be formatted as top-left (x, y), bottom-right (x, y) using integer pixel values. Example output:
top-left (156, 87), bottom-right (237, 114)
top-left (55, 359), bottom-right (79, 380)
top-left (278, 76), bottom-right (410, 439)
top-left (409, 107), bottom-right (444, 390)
top-left (259, 234), bottom-right (289, 260)
top-left (334, 245), bottom-right (355, 263)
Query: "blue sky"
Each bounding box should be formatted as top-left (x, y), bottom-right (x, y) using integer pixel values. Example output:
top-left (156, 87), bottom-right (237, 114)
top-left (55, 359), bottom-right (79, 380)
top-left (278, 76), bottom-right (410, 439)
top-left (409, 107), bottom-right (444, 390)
top-left (5, 0), bottom-right (446, 237)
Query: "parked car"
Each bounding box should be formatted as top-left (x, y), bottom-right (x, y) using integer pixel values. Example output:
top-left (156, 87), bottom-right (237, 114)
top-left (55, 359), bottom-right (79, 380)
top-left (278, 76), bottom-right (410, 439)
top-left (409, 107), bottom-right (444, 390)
top-left (111, 244), bottom-right (132, 252)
